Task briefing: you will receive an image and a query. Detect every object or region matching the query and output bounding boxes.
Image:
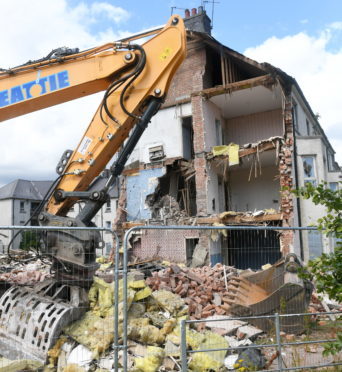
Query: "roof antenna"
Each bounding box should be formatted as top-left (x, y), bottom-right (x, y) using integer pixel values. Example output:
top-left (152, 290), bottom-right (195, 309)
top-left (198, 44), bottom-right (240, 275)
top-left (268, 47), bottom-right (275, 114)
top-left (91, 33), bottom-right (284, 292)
top-left (203, 0), bottom-right (220, 28)
top-left (171, 6), bottom-right (186, 15)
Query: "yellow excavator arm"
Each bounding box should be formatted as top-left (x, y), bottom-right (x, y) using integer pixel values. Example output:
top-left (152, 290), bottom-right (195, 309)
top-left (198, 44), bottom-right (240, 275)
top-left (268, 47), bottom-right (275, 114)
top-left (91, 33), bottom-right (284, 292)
top-left (0, 15), bottom-right (186, 217)
top-left (0, 15), bottom-right (186, 283)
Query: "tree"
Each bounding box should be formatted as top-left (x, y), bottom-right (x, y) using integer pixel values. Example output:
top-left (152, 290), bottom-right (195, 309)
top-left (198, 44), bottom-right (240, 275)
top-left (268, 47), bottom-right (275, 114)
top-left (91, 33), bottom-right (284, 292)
top-left (293, 181), bottom-right (341, 355)
top-left (19, 230), bottom-right (41, 252)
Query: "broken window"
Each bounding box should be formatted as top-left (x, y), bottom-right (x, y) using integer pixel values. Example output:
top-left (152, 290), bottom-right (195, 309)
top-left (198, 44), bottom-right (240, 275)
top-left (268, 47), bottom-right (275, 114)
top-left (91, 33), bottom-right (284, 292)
top-left (302, 156), bottom-right (316, 186)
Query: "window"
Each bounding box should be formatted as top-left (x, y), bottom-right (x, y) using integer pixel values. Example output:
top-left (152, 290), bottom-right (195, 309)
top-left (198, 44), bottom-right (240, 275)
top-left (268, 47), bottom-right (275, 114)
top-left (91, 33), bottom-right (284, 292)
top-left (115, 200), bottom-right (119, 210)
top-left (105, 199), bottom-right (111, 212)
top-left (302, 156), bottom-right (316, 186)
top-left (306, 119), bottom-right (310, 136)
top-left (19, 201), bottom-right (25, 213)
top-left (326, 150), bottom-right (335, 172)
top-left (329, 182), bottom-right (338, 191)
top-left (105, 221), bottom-right (111, 233)
top-left (308, 231), bottom-right (323, 259)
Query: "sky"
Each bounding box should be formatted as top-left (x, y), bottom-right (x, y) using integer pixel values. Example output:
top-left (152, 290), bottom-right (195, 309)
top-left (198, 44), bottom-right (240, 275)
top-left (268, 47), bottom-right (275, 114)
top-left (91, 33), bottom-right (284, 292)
top-left (0, 0), bottom-right (341, 186)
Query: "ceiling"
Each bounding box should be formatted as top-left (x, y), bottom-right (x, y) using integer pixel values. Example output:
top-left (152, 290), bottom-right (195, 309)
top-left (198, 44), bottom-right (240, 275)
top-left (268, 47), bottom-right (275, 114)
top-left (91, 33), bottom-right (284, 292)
top-left (210, 83), bottom-right (283, 119)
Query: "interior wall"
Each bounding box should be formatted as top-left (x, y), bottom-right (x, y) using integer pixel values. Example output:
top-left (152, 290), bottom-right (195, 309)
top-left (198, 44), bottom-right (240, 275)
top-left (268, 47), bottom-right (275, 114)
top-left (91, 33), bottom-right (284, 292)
top-left (224, 109), bottom-right (283, 145)
top-left (229, 165), bottom-right (280, 212)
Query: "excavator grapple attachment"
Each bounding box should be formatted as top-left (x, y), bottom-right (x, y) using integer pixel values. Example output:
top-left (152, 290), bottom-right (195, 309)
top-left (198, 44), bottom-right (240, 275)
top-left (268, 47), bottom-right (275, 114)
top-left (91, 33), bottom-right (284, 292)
top-left (227, 254), bottom-right (313, 334)
top-left (0, 281), bottom-right (88, 362)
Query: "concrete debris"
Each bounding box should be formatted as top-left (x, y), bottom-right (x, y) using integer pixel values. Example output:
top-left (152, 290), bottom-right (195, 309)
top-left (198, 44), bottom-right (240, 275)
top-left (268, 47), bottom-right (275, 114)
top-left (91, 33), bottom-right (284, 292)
top-left (236, 324), bottom-right (264, 340)
top-left (225, 336), bottom-right (252, 348)
top-left (205, 315), bottom-right (247, 335)
top-left (189, 243), bottom-right (207, 267)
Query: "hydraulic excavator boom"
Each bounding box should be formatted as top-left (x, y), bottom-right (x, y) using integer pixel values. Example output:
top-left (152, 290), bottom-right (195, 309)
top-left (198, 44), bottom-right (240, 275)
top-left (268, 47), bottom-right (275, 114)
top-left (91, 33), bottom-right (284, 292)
top-left (0, 15), bottom-right (186, 285)
top-left (0, 16), bottom-right (186, 362)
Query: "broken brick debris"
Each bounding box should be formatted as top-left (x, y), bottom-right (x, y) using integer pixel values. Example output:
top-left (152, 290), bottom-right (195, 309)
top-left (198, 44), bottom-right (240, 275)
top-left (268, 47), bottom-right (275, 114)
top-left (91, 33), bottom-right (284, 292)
top-left (145, 263), bottom-right (238, 320)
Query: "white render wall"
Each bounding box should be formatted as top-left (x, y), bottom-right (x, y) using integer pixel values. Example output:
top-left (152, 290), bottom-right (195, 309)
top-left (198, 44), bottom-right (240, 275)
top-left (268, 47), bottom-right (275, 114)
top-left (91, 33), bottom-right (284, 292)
top-left (297, 135), bottom-right (341, 259)
top-left (202, 100), bottom-right (224, 150)
top-left (127, 103), bottom-right (191, 165)
top-left (229, 165), bottom-right (280, 212)
top-left (0, 199), bottom-right (12, 249)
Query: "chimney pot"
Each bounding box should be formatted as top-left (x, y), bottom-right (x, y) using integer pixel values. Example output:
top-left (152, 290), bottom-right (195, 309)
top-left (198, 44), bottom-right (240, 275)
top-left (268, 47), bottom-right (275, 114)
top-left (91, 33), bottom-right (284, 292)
top-left (198, 6), bottom-right (203, 14)
top-left (191, 8), bottom-right (197, 16)
top-left (184, 9), bottom-right (190, 18)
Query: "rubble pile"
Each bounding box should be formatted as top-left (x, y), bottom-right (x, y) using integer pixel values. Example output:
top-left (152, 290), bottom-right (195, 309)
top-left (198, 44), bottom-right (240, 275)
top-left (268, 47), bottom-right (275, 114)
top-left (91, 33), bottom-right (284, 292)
top-left (0, 254), bottom-right (51, 286)
top-left (145, 263), bottom-right (239, 320)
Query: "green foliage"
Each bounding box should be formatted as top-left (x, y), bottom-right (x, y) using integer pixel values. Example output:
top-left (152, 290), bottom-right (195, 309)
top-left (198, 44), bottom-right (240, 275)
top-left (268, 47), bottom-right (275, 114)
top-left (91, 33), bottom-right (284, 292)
top-left (19, 230), bottom-right (41, 252)
top-left (293, 182), bottom-right (342, 356)
top-left (322, 333), bottom-right (342, 357)
top-left (293, 182), bottom-right (342, 302)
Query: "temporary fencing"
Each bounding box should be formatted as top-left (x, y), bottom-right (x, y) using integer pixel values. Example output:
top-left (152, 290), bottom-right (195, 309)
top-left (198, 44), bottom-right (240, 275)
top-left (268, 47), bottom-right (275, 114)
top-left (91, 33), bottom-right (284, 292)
top-left (0, 224), bottom-right (339, 371)
top-left (180, 311), bottom-right (342, 371)
top-left (121, 225), bottom-right (338, 372)
top-left (0, 225), bottom-right (121, 370)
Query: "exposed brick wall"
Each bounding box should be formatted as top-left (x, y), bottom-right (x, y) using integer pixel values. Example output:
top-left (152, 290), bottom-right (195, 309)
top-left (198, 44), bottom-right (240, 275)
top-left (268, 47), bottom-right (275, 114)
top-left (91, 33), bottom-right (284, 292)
top-left (163, 41), bottom-right (206, 107)
top-left (279, 94), bottom-right (295, 254)
top-left (131, 229), bottom-right (201, 263)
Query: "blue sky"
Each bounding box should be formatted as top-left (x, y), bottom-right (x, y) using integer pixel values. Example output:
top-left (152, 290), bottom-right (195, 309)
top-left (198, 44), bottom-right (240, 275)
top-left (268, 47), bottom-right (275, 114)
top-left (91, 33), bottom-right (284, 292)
top-left (0, 0), bottom-right (341, 185)
top-left (66, 0), bottom-right (342, 52)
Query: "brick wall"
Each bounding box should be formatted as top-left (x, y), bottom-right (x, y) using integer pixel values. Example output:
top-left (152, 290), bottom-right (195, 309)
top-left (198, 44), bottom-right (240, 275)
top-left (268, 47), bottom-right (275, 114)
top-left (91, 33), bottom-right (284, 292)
top-left (164, 40), bottom-right (206, 107)
top-left (131, 229), bottom-right (201, 263)
top-left (279, 94), bottom-right (295, 254)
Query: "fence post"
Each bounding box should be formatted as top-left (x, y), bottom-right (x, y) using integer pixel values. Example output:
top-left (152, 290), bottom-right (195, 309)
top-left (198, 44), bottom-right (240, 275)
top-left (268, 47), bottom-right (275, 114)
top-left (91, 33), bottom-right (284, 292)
top-left (180, 319), bottom-right (187, 372)
top-left (275, 313), bottom-right (283, 372)
top-left (113, 231), bottom-right (120, 372)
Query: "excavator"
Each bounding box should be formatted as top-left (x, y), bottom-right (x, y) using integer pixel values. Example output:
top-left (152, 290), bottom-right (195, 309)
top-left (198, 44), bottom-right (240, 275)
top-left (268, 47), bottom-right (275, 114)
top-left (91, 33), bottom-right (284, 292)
top-left (0, 15), bottom-right (186, 361)
top-left (0, 13), bottom-right (313, 364)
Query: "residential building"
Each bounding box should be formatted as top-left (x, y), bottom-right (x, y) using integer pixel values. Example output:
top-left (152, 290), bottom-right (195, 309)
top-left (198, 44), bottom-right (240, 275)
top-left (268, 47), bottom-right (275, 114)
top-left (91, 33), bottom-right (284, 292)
top-left (115, 7), bottom-right (341, 268)
top-left (0, 171), bottom-right (118, 252)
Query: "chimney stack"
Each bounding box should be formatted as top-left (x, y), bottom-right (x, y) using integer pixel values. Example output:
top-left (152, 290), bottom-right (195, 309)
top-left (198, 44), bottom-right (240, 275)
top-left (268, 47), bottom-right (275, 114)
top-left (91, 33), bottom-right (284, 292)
top-left (183, 5), bottom-right (212, 35)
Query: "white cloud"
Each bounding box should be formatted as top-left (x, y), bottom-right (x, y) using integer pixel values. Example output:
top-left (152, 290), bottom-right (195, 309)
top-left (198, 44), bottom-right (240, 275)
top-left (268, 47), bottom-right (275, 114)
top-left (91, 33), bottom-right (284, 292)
top-left (0, 0), bottom-right (132, 186)
top-left (244, 25), bottom-right (342, 164)
top-left (90, 2), bottom-right (130, 23)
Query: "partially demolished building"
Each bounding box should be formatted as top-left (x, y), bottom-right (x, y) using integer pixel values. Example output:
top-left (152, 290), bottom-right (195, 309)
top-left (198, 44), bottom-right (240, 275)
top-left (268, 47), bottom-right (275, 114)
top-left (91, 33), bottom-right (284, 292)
top-left (116, 8), bottom-right (341, 268)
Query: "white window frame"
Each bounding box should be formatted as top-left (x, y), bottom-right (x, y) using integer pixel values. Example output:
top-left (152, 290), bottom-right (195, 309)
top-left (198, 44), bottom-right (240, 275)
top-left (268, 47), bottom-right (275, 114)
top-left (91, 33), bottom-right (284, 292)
top-left (302, 156), bottom-right (317, 186)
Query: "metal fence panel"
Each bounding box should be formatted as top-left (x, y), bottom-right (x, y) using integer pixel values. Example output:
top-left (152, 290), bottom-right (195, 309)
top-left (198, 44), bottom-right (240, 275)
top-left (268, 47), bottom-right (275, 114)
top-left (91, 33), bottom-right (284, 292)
top-left (0, 225), bottom-right (120, 371)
